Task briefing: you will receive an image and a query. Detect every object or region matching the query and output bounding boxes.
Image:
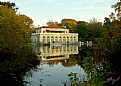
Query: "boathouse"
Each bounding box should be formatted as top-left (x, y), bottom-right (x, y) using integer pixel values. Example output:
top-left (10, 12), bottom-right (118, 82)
top-left (31, 26), bottom-right (78, 44)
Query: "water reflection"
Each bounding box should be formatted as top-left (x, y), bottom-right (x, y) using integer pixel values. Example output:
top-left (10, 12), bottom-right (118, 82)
top-left (78, 45), bottom-right (121, 86)
top-left (33, 45), bottom-right (78, 61)
top-left (24, 45), bottom-right (86, 86)
top-left (24, 44), bottom-right (121, 86)
top-left (0, 54), bottom-right (39, 86)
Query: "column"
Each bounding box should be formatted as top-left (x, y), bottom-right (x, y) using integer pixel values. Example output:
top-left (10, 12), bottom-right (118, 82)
top-left (45, 36), bottom-right (47, 43)
top-left (49, 36), bottom-right (51, 43)
top-left (54, 36), bottom-right (55, 43)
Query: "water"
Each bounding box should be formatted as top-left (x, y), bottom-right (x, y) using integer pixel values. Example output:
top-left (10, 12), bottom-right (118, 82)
top-left (23, 44), bottom-right (121, 86)
top-left (1, 43), bottom-right (120, 86)
top-left (24, 45), bottom-right (86, 86)
top-left (25, 63), bottom-right (86, 86)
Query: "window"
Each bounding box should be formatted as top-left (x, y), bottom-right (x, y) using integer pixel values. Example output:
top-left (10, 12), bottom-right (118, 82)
top-left (43, 30), bottom-right (46, 33)
top-left (43, 36), bottom-right (46, 42)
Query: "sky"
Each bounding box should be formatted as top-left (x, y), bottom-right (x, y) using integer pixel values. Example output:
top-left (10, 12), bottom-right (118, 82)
top-left (1, 0), bottom-right (117, 26)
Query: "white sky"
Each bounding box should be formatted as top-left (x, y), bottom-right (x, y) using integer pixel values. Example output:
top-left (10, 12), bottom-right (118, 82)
top-left (1, 0), bottom-right (117, 26)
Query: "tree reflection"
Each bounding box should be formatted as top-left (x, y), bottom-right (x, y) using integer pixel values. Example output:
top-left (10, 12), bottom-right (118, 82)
top-left (66, 45), bottom-right (121, 86)
top-left (62, 54), bottom-right (79, 67)
top-left (82, 56), bottom-right (106, 86)
top-left (0, 54), bottom-right (39, 86)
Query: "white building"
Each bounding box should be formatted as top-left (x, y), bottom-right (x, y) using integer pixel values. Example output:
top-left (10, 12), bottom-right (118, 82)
top-left (31, 26), bottom-right (78, 45)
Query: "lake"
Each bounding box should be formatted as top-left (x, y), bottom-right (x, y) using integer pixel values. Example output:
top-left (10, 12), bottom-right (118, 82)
top-left (24, 45), bottom-right (86, 86)
top-left (23, 44), bottom-right (121, 86)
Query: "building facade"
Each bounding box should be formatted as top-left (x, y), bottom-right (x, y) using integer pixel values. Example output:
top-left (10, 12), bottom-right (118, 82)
top-left (31, 26), bottom-right (78, 44)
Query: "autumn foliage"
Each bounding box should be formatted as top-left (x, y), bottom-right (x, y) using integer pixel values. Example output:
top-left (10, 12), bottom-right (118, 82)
top-left (0, 4), bottom-right (33, 60)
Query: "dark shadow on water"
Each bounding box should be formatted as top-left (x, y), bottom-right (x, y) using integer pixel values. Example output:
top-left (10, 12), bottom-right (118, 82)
top-left (78, 45), bottom-right (121, 86)
top-left (0, 53), bottom-right (40, 86)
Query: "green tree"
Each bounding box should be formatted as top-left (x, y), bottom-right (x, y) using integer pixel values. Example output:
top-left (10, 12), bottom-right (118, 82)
top-left (96, 17), bottom-right (114, 53)
top-left (0, 5), bottom-right (33, 59)
top-left (61, 18), bottom-right (77, 32)
top-left (76, 21), bottom-right (88, 41)
top-left (88, 18), bottom-right (103, 39)
top-left (46, 20), bottom-right (59, 26)
top-left (100, 0), bottom-right (121, 52)
top-left (0, 2), bottom-right (39, 85)
top-left (0, 1), bottom-right (18, 10)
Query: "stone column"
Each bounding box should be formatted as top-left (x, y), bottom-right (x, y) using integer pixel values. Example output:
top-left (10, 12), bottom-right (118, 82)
top-left (49, 36), bottom-right (51, 43)
top-left (45, 36), bottom-right (47, 43)
top-left (62, 36), bottom-right (63, 43)
top-left (65, 36), bottom-right (67, 43)
top-left (54, 36), bottom-right (55, 43)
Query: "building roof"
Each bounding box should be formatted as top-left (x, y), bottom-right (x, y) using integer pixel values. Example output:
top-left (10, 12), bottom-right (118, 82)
top-left (40, 26), bottom-right (68, 29)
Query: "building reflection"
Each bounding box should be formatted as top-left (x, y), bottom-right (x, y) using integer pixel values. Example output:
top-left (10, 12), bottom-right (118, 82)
top-left (33, 45), bottom-right (78, 61)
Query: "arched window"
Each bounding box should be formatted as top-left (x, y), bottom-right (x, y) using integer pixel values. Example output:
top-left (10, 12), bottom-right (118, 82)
top-left (47, 36), bottom-right (50, 43)
top-left (55, 36), bottom-right (58, 42)
top-left (63, 37), bottom-right (65, 43)
top-left (74, 36), bottom-right (76, 42)
top-left (51, 36), bottom-right (54, 43)
top-left (43, 36), bottom-right (46, 43)
top-left (67, 37), bottom-right (69, 43)
top-left (70, 36), bottom-right (73, 42)
top-left (59, 36), bottom-right (62, 43)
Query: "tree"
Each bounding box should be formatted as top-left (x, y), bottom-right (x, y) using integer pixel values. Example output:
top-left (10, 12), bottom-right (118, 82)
top-left (76, 21), bottom-right (88, 41)
top-left (17, 14), bottom-right (33, 42)
top-left (97, 17), bottom-right (113, 52)
top-left (61, 18), bottom-right (77, 32)
top-left (87, 18), bottom-right (103, 41)
top-left (99, 0), bottom-right (121, 54)
top-left (111, 0), bottom-right (121, 20)
top-left (0, 1), bottom-right (18, 11)
top-left (46, 20), bottom-right (59, 26)
top-left (0, 2), bottom-right (39, 86)
top-left (109, 0), bottom-right (121, 38)
top-left (0, 5), bottom-right (33, 59)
